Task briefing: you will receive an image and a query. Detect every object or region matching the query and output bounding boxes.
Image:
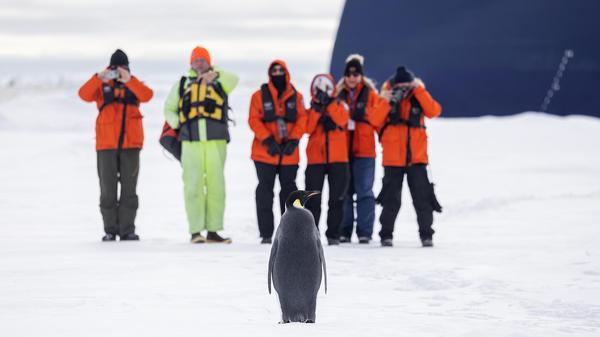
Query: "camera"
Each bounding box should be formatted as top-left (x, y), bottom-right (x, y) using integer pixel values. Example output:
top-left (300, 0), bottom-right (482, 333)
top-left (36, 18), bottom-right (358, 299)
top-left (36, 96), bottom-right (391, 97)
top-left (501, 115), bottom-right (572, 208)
top-left (315, 89), bottom-right (332, 105)
top-left (105, 69), bottom-right (120, 80)
top-left (389, 86), bottom-right (412, 106)
top-left (389, 89), bottom-right (402, 105)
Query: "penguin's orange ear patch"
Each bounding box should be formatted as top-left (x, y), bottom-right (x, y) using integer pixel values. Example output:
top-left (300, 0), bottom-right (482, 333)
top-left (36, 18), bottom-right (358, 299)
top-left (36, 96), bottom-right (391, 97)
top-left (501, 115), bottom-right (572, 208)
top-left (293, 199), bottom-right (302, 208)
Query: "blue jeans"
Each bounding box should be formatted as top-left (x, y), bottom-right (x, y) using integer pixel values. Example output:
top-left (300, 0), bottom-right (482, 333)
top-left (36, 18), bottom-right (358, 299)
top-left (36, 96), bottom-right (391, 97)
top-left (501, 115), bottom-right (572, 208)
top-left (341, 157), bottom-right (375, 238)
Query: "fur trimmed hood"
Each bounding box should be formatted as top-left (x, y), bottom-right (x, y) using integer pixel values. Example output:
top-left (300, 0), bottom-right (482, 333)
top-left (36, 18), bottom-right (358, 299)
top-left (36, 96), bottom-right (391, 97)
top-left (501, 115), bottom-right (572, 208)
top-left (336, 76), bottom-right (378, 95)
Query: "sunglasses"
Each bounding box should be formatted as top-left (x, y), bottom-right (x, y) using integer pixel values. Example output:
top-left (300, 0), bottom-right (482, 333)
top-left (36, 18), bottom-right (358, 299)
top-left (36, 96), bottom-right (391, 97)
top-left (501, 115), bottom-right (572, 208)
top-left (345, 72), bottom-right (361, 78)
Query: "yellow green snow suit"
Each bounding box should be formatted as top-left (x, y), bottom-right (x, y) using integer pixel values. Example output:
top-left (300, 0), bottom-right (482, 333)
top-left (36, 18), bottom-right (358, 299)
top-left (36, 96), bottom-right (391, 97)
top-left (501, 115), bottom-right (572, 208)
top-left (164, 68), bottom-right (239, 233)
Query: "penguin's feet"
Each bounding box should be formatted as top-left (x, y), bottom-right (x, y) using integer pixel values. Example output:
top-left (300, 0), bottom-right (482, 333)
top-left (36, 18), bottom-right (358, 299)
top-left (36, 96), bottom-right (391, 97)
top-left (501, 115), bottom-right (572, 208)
top-left (278, 320), bottom-right (290, 324)
top-left (304, 319), bottom-right (315, 323)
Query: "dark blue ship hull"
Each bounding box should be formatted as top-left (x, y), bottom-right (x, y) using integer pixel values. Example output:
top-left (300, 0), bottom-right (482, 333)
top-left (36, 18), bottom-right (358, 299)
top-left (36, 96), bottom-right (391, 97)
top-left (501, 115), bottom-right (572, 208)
top-left (330, 0), bottom-right (600, 117)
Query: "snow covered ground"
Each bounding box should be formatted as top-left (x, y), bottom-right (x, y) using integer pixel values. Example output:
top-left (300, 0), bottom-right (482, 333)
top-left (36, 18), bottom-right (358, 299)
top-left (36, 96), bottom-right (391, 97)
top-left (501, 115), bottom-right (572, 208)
top-left (1, 1), bottom-right (600, 336)
top-left (1, 61), bottom-right (599, 337)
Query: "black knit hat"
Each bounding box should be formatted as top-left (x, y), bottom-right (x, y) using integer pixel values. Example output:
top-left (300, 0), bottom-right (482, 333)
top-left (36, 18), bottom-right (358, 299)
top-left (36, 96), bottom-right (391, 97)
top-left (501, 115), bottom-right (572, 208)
top-left (345, 58), bottom-right (363, 75)
top-left (109, 49), bottom-right (129, 67)
top-left (393, 66), bottom-right (415, 84)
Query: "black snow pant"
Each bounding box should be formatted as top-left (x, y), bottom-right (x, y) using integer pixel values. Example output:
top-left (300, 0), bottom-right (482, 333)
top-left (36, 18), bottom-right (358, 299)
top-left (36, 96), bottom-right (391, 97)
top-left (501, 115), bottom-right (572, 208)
top-left (254, 161), bottom-right (298, 239)
top-left (97, 149), bottom-right (140, 237)
top-left (378, 164), bottom-right (435, 241)
top-left (304, 163), bottom-right (350, 239)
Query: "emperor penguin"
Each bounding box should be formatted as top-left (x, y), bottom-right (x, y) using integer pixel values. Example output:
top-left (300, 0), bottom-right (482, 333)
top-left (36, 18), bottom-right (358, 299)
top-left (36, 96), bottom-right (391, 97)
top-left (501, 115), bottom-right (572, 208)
top-left (268, 190), bottom-right (328, 323)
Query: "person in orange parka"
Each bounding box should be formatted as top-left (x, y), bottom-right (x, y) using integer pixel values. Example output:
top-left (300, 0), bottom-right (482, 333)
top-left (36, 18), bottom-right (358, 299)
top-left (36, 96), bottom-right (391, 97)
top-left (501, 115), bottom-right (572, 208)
top-left (336, 54), bottom-right (390, 244)
top-left (248, 60), bottom-right (307, 244)
top-left (304, 74), bottom-right (350, 245)
top-left (371, 66), bottom-right (442, 247)
top-left (78, 49), bottom-right (153, 242)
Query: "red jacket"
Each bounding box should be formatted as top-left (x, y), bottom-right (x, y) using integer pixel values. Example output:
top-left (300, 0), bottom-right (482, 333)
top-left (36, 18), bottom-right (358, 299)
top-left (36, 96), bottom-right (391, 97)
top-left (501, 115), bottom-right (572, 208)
top-left (248, 60), bottom-right (307, 165)
top-left (371, 83), bottom-right (442, 166)
top-left (337, 81), bottom-right (389, 158)
top-left (306, 100), bottom-right (350, 165)
top-left (78, 74), bottom-right (153, 150)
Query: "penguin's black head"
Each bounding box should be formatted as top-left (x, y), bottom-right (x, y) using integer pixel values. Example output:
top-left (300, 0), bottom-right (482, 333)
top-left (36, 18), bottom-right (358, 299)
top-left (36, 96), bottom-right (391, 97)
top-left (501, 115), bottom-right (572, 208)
top-left (285, 190), bottom-right (320, 209)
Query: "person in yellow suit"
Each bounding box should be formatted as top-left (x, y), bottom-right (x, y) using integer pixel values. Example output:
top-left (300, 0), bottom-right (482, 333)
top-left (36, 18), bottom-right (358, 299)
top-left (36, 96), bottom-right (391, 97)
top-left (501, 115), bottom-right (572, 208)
top-left (164, 46), bottom-right (239, 243)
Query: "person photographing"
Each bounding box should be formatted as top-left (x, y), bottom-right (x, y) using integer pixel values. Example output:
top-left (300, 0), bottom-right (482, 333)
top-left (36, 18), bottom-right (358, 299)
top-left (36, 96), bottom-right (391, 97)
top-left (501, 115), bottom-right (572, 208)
top-left (78, 49), bottom-right (153, 241)
top-left (304, 74), bottom-right (350, 245)
top-left (372, 66), bottom-right (442, 247)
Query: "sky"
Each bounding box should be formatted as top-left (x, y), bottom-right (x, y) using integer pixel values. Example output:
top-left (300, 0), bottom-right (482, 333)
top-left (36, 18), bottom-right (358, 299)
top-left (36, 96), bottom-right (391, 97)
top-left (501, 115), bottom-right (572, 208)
top-left (0, 0), bottom-right (345, 63)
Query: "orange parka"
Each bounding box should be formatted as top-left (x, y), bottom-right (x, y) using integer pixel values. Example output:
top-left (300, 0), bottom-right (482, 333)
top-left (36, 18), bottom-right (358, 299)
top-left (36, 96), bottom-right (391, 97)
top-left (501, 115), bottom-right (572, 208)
top-left (306, 100), bottom-right (350, 165)
top-left (337, 81), bottom-right (390, 158)
top-left (248, 60), bottom-right (307, 165)
top-left (371, 82), bottom-right (442, 167)
top-left (79, 74), bottom-right (153, 150)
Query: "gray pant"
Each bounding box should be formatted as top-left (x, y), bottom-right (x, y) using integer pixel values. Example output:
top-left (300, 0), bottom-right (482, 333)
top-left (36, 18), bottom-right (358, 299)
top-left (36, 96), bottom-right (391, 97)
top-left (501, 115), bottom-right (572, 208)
top-left (97, 149), bottom-right (140, 236)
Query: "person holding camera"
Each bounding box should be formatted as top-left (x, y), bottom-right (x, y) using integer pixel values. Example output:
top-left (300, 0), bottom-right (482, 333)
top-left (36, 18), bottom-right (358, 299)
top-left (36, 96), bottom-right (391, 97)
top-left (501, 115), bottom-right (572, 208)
top-left (163, 46), bottom-right (239, 244)
top-left (78, 49), bottom-right (154, 241)
top-left (336, 54), bottom-right (389, 244)
top-left (248, 60), bottom-right (307, 244)
top-left (372, 66), bottom-right (442, 247)
top-left (304, 74), bottom-right (350, 245)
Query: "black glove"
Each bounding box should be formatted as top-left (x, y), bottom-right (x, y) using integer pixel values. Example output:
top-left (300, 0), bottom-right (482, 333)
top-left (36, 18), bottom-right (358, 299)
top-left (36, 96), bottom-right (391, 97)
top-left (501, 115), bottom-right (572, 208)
top-left (310, 100), bottom-right (325, 113)
top-left (262, 136), bottom-right (281, 156)
top-left (320, 114), bottom-right (338, 131)
top-left (315, 89), bottom-right (332, 106)
top-left (311, 89), bottom-right (332, 112)
top-left (282, 139), bottom-right (299, 155)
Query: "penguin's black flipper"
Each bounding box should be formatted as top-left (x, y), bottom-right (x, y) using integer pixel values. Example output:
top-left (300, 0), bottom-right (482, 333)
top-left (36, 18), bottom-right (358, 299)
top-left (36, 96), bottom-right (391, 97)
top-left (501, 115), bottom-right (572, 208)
top-left (317, 239), bottom-right (327, 294)
top-left (268, 239), bottom-right (278, 294)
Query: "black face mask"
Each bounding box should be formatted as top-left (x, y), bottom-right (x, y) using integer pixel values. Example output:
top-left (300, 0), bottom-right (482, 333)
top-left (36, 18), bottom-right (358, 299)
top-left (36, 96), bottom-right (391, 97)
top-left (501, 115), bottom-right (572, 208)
top-left (271, 75), bottom-right (286, 94)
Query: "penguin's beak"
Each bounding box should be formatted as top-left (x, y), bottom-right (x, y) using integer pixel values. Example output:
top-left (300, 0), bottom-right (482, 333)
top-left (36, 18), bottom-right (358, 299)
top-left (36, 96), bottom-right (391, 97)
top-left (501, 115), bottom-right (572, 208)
top-left (307, 191), bottom-right (321, 198)
top-left (302, 191), bottom-right (321, 205)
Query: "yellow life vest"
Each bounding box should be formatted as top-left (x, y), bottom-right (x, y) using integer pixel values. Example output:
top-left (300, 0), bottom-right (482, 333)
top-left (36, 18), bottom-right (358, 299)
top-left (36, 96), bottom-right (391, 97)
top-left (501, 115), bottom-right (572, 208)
top-left (178, 78), bottom-right (228, 124)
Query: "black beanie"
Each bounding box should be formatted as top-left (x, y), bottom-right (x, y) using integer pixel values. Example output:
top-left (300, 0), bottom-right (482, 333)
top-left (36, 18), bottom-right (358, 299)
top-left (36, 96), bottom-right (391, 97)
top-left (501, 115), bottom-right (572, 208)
top-left (345, 58), bottom-right (363, 75)
top-left (393, 66), bottom-right (415, 84)
top-left (109, 49), bottom-right (129, 67)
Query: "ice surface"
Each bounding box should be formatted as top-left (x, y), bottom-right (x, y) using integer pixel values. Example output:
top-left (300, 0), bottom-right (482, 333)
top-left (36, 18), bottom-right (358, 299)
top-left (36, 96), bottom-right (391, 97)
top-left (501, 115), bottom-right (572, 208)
top-left (1, 63), bottom-right (599, 336)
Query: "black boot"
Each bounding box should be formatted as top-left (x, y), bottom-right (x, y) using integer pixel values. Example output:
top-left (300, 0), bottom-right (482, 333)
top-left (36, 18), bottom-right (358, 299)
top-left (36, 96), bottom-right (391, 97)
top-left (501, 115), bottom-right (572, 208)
top-left (358, 236), bottom-right (371, 244)
top-left (261, 237), bottom-right (272, 244)
top-left (206, 232), bottom-right (232, 244)
top-left (102, 233), bottom-right (117, 242)
top-left (421, 238), bottom-right (434, 247)
top-left (120, 233), bottom-right (140, 241)
top-left (190, 232), bottom-right (206, 243)
top-left (381, 238), bottom-right (393, 247)
top-left (327, 238), bottom-right (340, 246)
top-left (339, 236), bottom-right (351, 243)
